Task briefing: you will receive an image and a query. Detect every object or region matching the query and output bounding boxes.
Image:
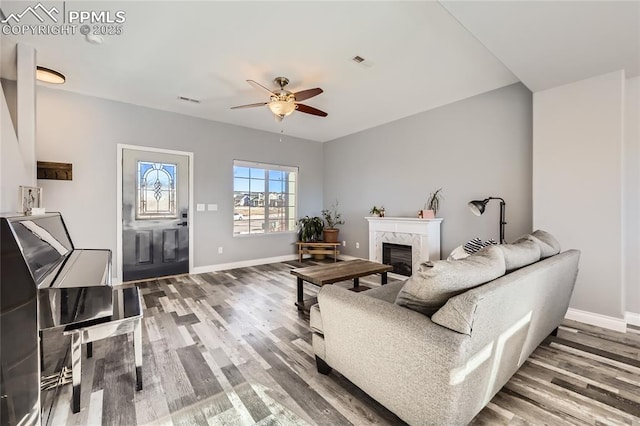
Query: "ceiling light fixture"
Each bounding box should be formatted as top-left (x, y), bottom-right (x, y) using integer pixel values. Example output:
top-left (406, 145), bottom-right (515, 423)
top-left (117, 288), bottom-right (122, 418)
top-left (268, 99), bottom-right (296, 117)
top-left (36, 66), bottom-right (65, 84)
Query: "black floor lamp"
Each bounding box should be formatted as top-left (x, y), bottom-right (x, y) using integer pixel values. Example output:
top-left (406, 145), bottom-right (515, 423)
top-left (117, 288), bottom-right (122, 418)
top-left (468, 197), bottom-right (507, 244)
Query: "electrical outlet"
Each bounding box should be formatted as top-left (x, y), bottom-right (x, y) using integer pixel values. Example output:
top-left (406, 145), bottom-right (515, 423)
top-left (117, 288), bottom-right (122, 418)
top-left (356, 242), bottom-right (360, 249)
top-left (342, 240), bottom-right (346, 247)
top-left (218, 247), bottom-right (223, 254)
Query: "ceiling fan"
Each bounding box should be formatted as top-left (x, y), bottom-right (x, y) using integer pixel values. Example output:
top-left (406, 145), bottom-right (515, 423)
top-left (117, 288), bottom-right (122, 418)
top-left (231, 77), bottom-right (327, 122)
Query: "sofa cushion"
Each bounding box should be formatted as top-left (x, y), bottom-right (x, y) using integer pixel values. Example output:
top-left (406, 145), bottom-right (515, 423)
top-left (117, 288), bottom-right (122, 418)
top-left (496, 239), bottom-right (541, 273)
top-left (431, 292), bottom-right (479, 335)
top-left (394, 246), bottom-right (506, 316)
top-left (515, 230), bottom-right (561, 259)
top-left (364, 281), bottom-right (405, 303)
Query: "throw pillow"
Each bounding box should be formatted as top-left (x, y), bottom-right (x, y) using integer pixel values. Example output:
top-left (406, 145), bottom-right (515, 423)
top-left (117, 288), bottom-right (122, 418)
top-left (447, 245), bottom-right (470, 260)
top-left (431, 292), bottom-right (479, 335)
top-left (395, 245), bottom-right (506, 316)
top-left (463, 238), bottom-right (498, 255)
top-left (514, 230), bottom-right (561, 259)
top-left (496, 239), bottom-right (541, 272)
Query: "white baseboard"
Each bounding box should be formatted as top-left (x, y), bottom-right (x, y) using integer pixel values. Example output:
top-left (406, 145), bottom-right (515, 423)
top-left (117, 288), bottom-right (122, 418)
top-left (192, 254), bottom-right (297, 274)
top-left (114, 254), bottom-right (362, 284)
top-left (625, 311), bottom-right (640, 327)
top-left (565, 308), bottom-right (627, 333)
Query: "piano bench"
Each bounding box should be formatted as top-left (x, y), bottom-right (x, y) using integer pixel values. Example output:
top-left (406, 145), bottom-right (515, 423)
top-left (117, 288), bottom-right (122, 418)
top-left (63, 286), bottom-right (143, 414)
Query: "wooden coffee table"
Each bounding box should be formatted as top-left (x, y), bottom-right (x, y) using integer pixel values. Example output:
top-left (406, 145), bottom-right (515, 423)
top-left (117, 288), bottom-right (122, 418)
top-left (291, 259), bottom-right (393, 311)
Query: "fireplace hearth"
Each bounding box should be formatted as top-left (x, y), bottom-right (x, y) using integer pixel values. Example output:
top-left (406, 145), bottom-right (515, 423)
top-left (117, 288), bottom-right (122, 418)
top-left (382, 243), bottom-right (412, 277)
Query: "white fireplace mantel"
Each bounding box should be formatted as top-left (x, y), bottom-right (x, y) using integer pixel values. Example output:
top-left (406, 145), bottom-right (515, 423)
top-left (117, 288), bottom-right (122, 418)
top-left (366, 216), bottom-right (443, 273)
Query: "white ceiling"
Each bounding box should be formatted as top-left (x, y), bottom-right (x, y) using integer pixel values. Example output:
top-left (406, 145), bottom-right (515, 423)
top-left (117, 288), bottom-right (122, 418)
top-left (441, 0), bottom-right (640, 92)
top-left (1, 1), bottom-right (638, 142)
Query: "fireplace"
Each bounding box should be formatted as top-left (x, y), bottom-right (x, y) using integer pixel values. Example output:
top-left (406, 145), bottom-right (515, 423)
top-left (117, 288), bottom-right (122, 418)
top-left (366, 216), bottom-right (443, 275)
top-left (383, 243), bottom-right (412, 277)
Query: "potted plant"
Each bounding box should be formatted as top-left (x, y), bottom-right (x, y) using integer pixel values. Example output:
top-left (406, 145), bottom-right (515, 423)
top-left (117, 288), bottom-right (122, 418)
top-left (297, 216), bottom-right (324, 242)
top-left (370, 205), bottom-right (385, 217)
top-left (422, 188), bottom-right (443, 219)
top-left (321, 200), bottom-right (345, 243)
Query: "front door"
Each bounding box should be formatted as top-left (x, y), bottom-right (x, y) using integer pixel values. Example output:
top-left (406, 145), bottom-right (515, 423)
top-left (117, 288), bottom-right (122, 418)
top-left (122, 148), bottom-right (190, 282)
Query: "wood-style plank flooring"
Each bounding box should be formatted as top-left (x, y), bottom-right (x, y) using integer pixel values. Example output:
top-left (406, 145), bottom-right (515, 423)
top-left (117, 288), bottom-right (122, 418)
top-left (41, 261), bottom-right (640, 425)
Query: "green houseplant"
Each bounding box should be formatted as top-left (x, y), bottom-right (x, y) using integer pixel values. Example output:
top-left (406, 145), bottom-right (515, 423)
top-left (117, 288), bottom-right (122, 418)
top-left (369, 205), bottom-right (385, 217)
top-left (422, 188), bottom-right (443, 219)
top-left (321, 201), bottom-right (345, 243)
top-left (297, 216), bottom-right (324, 242)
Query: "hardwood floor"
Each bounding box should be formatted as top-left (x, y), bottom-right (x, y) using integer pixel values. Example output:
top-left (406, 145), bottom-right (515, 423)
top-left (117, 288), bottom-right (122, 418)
top-left (41, 261), bottom-right (640, 425)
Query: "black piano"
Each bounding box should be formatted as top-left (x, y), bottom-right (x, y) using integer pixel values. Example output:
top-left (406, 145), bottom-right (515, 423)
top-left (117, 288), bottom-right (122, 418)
top-left (1, 212), bottom-right (111, 426)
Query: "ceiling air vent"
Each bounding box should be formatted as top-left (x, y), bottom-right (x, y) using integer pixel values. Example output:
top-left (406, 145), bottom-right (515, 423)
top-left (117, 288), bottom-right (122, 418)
top-left (351, 55), bottom-right (373, 69)
top-left (177, 96), bottom-right (201, 104)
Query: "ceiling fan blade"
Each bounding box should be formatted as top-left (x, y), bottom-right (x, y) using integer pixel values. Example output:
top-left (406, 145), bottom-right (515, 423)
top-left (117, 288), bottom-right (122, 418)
top-left (230, 102), bottom-right (268, 109)
top-left (296, 103), bottom-right (328, 117)
top-left (293, 88), bottom-right (323, 102)
top-left (247, 80), bottom-right (276, 96)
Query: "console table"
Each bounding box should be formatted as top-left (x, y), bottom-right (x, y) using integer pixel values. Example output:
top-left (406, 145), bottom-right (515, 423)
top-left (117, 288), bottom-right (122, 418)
top-left (296, 241), bottom-right (341, 262)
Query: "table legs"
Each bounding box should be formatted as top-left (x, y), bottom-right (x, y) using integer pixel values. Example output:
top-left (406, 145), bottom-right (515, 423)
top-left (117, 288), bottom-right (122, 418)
top-left (134, 318), bottom-right (143, 391)
top-left (296, 277), bottom-right (304, 311)
top-left (353, 277), bottom-right (359, 288)
top-left (71, 332), bottom-right (82, 413)
top-left (381, 272), bottom-right (388, 285)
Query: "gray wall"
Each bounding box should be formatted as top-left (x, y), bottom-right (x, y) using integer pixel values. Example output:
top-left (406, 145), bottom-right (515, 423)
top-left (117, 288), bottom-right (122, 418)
top-left (533, 71), bottom-right (624, 320)
top-left (35, 87), bottom-right (323, 279)
top-left (624, 76), bottom-right (639, 315)
top-left (323, 83), bottom-right (533, 258)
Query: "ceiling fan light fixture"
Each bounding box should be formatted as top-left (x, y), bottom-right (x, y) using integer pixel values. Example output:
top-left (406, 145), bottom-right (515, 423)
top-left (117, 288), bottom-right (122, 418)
top-left (36, 66), bottom-right (65, 84)
top-left (268, 100), bottom-right (296, 117)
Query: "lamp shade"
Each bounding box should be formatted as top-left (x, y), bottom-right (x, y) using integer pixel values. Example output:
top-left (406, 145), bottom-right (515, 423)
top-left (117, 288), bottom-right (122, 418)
top-left (268, 100), bottom-right (296, 117)
top-left (468, 199), bottom-right (489, 216)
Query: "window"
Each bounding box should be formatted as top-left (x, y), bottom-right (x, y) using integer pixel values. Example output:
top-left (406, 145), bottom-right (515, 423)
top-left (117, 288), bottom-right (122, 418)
top-left (233, 160), bottom-right (297, 235)
top-left (137, 161), bottom-right (177, 219)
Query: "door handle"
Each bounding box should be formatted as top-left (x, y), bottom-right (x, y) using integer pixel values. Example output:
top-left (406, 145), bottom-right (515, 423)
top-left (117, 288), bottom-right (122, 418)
top-left (178, 222), bottom-right (188, 227)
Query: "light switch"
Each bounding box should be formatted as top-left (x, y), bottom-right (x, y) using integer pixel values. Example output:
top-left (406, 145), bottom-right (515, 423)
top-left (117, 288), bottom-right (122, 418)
top-left (197, 204), bottom-right (205, 212)
top-left (208, 204), bottom-right (218, 211)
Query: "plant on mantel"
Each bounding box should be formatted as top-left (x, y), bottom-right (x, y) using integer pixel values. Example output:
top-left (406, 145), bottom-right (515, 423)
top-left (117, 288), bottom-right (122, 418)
top-left (421, 188), bottom-right (443, 219)
top-left (370, 205), bottom-right (385, 217)
top-left (321, 200), bottom-right (345, 243)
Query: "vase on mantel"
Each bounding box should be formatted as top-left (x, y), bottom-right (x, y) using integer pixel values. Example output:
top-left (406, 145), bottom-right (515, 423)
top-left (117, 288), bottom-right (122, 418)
top-left (420, 210), bottom-right (435, 219)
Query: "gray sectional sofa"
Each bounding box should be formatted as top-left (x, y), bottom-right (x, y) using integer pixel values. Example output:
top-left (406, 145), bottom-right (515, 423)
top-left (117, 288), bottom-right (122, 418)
top-left (310, 232), bottom-right (580, 425)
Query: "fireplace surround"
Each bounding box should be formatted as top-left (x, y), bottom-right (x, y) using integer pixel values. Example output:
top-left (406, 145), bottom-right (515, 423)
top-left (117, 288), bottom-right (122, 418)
top-left (366, 216), bottom-right (443, 276)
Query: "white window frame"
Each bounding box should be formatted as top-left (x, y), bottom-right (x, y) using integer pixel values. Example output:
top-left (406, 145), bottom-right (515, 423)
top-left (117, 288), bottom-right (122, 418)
top-left (233, 160), bottom-right (298, 236)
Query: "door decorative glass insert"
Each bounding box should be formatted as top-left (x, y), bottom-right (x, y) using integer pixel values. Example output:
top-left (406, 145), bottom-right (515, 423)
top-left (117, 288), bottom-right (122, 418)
top-left (137, 161), bottom-right (177, 219)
